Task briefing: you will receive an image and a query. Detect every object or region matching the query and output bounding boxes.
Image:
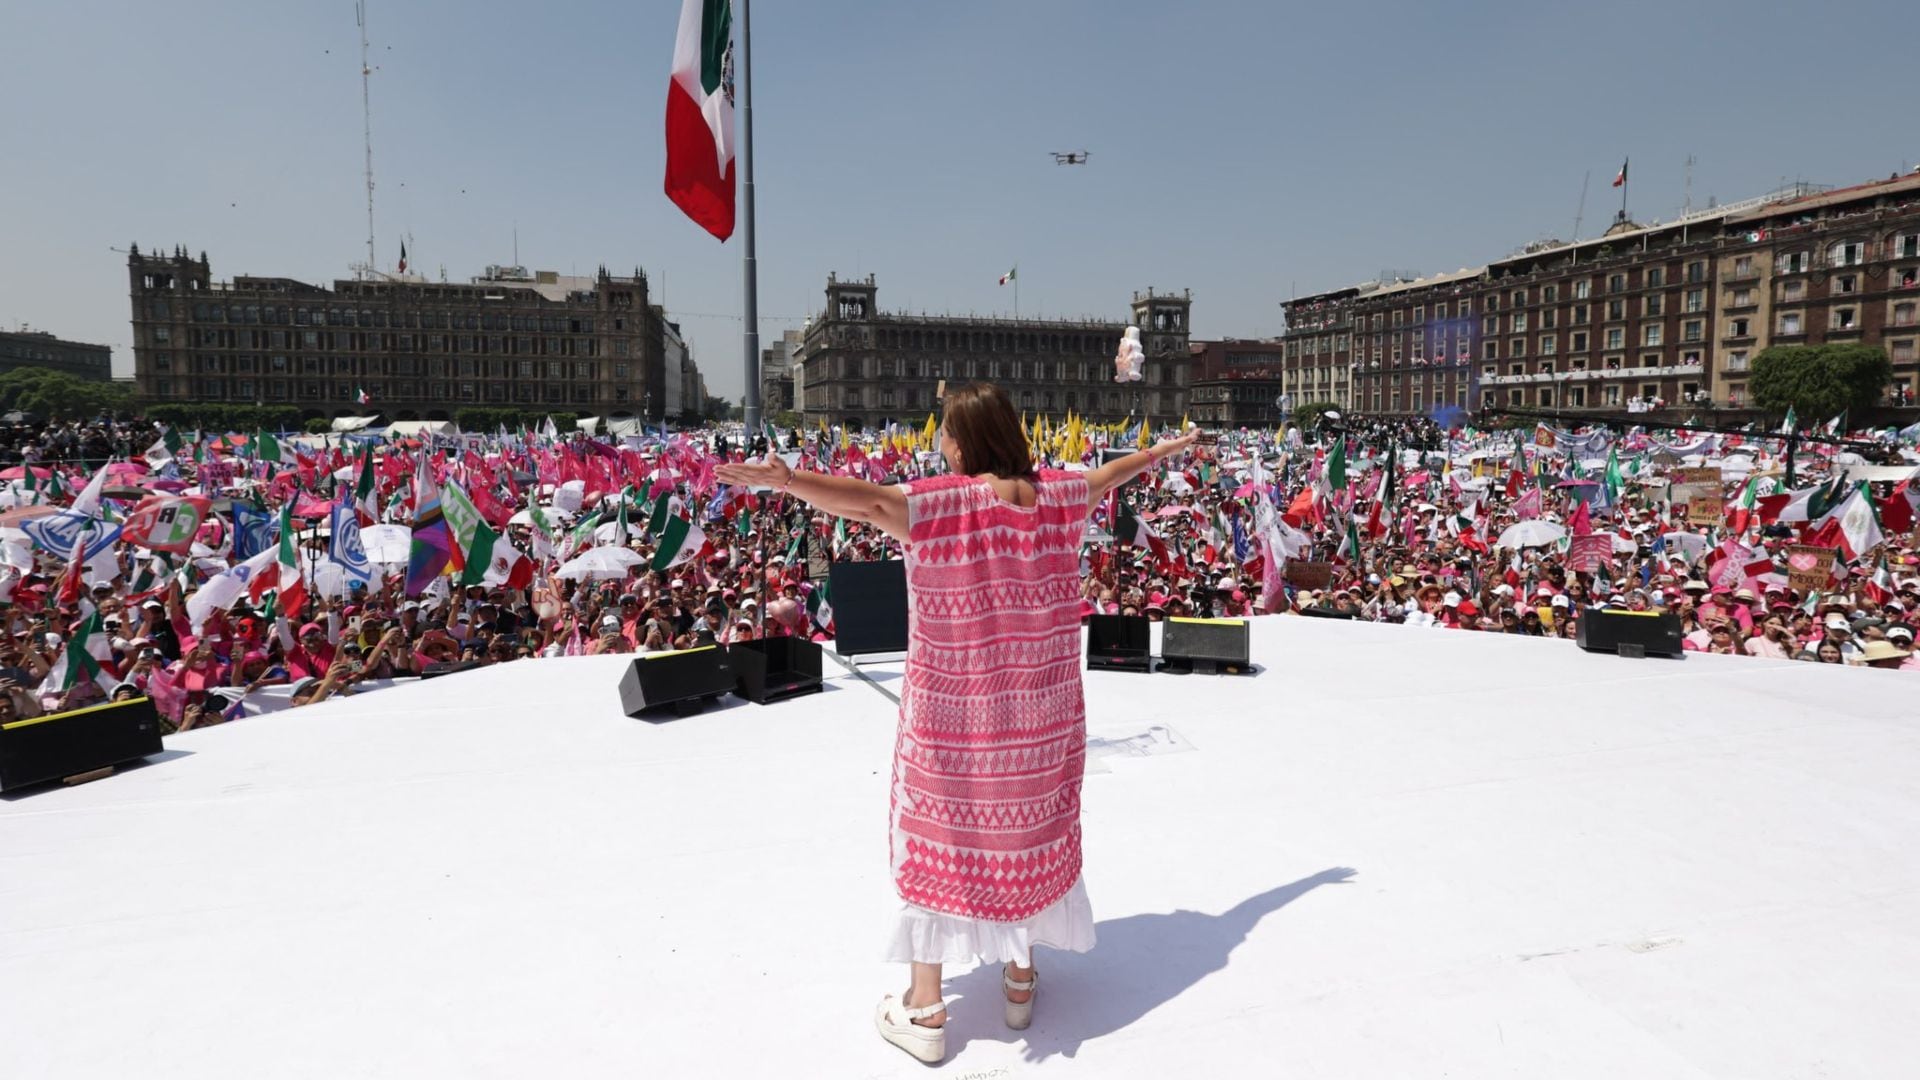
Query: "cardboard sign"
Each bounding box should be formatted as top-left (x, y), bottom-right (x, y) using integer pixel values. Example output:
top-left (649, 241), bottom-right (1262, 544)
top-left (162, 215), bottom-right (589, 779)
top-left (1784, 545), bottom-right (1838, 593)
top-left (1564, 533), bottom-right (1615, 572)
top-left (1686, 493), bottom-right (1726, 527)
top-left (1283, 561), bottom-right (1333, 588)
top-left (1669, 467), bottom-right (1721, 505)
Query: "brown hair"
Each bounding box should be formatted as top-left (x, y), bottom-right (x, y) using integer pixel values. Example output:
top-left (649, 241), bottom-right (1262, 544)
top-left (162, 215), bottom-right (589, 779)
top-left (941, 382), bottom-right (1034, 479)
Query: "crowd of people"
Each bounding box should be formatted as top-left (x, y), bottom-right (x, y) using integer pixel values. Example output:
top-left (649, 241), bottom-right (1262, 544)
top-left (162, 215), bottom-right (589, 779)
top-left (3, 401), bottom-right (1918, 734)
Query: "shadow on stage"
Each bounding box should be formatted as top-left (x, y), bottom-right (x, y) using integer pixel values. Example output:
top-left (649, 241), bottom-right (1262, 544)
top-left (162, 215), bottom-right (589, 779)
top-left (942, 866), bottom-right (1356, 1064)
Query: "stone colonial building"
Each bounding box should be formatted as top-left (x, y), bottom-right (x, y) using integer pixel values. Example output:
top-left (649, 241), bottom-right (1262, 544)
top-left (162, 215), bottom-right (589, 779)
top-left (797, 274), bottom-right (1191, 429)
top-left (1277, 166), bottom-right (1920, 419)
top-left (126, 246), bottom-right (695, 422)
top-left (0, 328), bottom-right (112, 380)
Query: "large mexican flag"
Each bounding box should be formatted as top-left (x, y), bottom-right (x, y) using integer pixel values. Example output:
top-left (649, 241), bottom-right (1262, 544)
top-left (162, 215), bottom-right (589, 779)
top-left (664, 0), bottom-right (735, 240)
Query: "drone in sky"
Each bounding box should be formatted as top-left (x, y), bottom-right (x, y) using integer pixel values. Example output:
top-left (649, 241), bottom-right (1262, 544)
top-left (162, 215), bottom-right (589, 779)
top-left (1050, 150), bottom-right (1090, 166)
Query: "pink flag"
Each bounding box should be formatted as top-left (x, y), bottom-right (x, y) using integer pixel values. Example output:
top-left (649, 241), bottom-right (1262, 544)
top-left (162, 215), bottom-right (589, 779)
top-left (1512, 487), bottom-right (1543, 520)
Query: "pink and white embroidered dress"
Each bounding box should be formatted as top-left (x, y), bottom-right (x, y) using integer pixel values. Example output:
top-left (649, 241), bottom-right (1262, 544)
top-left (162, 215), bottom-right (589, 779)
top-left (883, 470), bottom-right (1097, 966)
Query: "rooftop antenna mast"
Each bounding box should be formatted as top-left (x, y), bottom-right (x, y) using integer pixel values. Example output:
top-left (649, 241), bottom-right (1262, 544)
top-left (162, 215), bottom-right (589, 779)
top-left (356, 0), bottom-right (377, 277)
top-left (1571, 170), bottom-right (1590, 242)
top-left (1683, 154), bottom-right (1696, 215)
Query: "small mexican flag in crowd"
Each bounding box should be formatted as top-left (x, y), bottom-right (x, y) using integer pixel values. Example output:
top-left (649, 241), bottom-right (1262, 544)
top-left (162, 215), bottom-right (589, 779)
top-left (38, 611), bottom-right (116, 697)
top-left (651, 513), bottom-right (706, 572)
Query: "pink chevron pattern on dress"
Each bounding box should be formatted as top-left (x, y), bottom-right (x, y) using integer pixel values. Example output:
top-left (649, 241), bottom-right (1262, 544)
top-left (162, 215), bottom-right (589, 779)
top-left (890, 469), bottom-right (1091, 922)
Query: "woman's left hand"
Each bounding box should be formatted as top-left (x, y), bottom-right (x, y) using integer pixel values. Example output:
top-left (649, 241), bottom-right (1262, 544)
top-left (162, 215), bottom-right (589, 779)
top-left (714, 456), bottom-right (792, 491)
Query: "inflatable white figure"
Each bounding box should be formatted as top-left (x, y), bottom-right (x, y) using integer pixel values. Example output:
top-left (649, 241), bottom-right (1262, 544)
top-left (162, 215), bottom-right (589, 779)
top-left (1114, 326), bottom-right (1146, 383)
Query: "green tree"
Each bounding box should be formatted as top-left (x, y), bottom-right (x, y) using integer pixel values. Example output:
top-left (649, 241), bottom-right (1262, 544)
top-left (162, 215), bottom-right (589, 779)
top-left (1292, 400), bottom-right (1342, 431)
top-left (1750, 343), bottom-right (1891, 424)
top-left (702, 395), bottom-right (736, 422)
top-left (0, 369), bottom-right (135, 419)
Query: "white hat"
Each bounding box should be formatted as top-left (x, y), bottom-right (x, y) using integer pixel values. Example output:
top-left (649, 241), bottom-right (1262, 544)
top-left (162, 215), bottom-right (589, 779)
top-left (1550, 595), bottom-right (1571, 608)
top-left (599, 615), bottom-right (621, 630)
top-left (1824, 613), bottom-right (1850, 630)
top-left (1887, 625), bottom-right (1914, 641)
top-left (1443, 591), bottom-right (1462, 607)
top-left (1493, 584), bottom-right (1515, 597)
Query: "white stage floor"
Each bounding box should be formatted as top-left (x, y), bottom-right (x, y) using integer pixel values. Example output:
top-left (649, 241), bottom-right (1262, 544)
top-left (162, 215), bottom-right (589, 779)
top-left (5, 617), bottom-right (1919, 1078)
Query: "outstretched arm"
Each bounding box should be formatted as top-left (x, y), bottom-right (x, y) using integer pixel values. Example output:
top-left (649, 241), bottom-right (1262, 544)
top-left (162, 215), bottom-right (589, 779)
top-left (1084, 430), bottom-right (1200, 513)
top-left (713, 457), bottom-right (909, 544)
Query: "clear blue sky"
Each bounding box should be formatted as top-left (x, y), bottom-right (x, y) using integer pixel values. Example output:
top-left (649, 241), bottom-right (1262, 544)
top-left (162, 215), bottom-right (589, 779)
top-left (2, 0), bottom-right (1909, 399)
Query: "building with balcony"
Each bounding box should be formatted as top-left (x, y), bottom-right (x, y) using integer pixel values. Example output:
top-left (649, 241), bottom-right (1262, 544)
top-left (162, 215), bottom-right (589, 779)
top-left (1188, 339), bottom-right (1288, 428)
top-left (797, 274), bottom-right (1191, 430)
top-left (1714, 173), bottom-right (1920, 407)
top-left (1271, 167), bottom-right (1920, 418)
top-left (1342, 268), bottom-right (1483, 419)
top-left (127, 246), bottom-right (670, 422)
top-left (0, 328), bottom-right (113, 381)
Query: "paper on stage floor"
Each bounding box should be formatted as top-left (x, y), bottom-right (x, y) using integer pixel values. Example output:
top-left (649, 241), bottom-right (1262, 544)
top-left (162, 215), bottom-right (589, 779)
top-left (1085, 723), bottom-right (1196, 773)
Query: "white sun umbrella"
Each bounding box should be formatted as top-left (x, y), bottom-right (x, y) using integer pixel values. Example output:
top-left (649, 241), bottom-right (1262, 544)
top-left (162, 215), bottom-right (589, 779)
top-left (555, 545), bottom-right (644, 580)
top-left (592, 520), bottom-right (639, 544)
top-left (552, 479), bottom-right (587, 514)
top-left (508, 505), bottom-right (575, 528)
top-left (1611, 534), bottom-right (1640, 555)
top-left (1496, 520), bottom-right (1567, 549)
top-left (360, 523), bottom-right (413, 565)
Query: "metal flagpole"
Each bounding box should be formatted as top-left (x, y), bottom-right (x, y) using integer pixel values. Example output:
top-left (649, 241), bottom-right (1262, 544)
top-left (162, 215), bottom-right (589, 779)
top-left (739, 0), bottom-right (762, 437)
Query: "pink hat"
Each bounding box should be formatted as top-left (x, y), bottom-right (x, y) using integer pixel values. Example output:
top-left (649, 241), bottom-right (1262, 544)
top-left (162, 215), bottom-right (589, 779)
top-left (298, 622), bottom-right (324, 637)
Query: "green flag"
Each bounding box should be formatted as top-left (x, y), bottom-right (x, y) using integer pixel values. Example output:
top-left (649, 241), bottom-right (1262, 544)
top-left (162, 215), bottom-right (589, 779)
top-left (647, 491), bottom-right (671, 536)
top-left (255, 430), bottom-right (282, 463)
top-left (440, 482), bottom-right (498, 586)
top-left (1326, 437), bottom-right (1347, 491)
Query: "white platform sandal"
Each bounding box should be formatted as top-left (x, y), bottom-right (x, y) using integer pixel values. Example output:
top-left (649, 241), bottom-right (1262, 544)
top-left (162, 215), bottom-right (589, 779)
top-left (875, 993), bottom-right (947, 1063)
top-left (1003, 967), bottom-right (1038, 1030)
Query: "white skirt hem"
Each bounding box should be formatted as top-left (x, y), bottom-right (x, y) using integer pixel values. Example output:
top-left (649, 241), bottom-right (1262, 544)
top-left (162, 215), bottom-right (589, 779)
top-left (882, 878), bottom-right (1096, 966)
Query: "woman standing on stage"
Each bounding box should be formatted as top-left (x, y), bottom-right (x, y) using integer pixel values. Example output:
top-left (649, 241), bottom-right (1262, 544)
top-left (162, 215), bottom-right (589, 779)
top-left (717, 382), bottom-right (1195, 1063)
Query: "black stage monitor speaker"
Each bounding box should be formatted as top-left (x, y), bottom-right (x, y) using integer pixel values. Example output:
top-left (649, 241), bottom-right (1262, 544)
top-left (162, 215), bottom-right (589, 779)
top-left (1298, 606), bottom-right (1355, 620)
top-left (420, 659), bottom-right (487, 680)
top-left (1087, 614), bottom-right (1153, 672)
top-left (1, 696), bottom-right (165, 793)
top-left (729, 637), bottom-right (825, 704)
top-left (1159, 617), bottom-right (1253, 675)
top-left (1577, 608), bottom-right (1684, 658)
top-left (830, 560), bottom-right (909, 657)
top-left (618, 646), bottom-right (738, 717)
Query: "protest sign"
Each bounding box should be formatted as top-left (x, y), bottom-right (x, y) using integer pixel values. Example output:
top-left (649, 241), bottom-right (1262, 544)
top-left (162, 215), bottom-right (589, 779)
top-left (1784, 545), bottom-right (1837, 593)
top-left (1565, 533), bottom-right (1614, 572)
top-left (1283, 561), bottom-right (1333, 588)
top-left (1669, 468), bottom-right (1721, 520)
top-left (1686, 493), bottom-right (1725, 527)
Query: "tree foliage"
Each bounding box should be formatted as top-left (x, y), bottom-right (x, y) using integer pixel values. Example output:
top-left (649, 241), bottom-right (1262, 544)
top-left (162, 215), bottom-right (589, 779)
top-left (1749, 344), bottom-right (1891, 422)
top-left (0, 369), bottom-right (135, 419)
top-left (1292, 400), bottom-right (1343, 431)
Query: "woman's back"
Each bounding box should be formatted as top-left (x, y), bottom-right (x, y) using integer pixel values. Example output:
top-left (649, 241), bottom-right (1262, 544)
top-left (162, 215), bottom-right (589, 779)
top-left (893, 469), bottom-right (1091, 921)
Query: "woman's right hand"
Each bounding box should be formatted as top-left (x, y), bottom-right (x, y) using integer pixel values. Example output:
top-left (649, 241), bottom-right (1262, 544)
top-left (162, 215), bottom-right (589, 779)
top-left (714, 456), bottom-right (792, 491)
top-left (1153, 430), bottom-right (1201, 460)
